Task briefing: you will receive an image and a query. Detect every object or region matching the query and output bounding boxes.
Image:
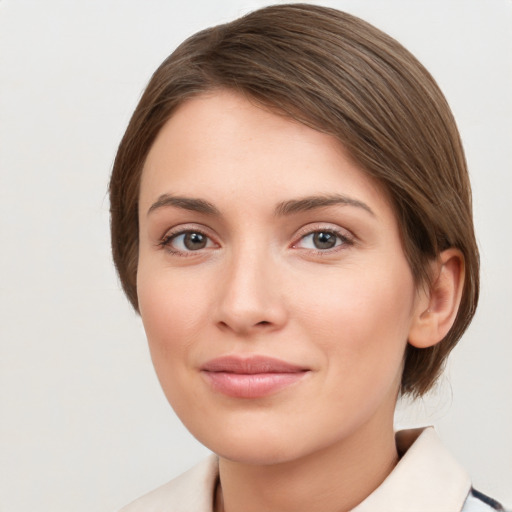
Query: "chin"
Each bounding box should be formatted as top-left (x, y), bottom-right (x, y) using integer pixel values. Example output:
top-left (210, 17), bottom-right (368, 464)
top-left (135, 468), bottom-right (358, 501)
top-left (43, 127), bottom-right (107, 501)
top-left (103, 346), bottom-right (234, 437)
top-left (184, 412), bottom-right (349, 468)
top-left (210, 436), bottom-right (307, 466)
top-left (181, 411), bottom-right (310, 465)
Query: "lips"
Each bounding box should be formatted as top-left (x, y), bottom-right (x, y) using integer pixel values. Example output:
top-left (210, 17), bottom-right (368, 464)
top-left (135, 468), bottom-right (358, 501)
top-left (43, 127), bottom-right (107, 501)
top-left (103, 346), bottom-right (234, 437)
top-left (200, 355), bottom-right (309, 398)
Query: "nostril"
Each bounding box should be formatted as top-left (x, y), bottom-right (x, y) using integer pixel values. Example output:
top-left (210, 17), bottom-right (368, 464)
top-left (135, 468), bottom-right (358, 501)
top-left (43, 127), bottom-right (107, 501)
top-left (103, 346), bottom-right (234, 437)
top-left (256, 321), bottom-right (271, 326)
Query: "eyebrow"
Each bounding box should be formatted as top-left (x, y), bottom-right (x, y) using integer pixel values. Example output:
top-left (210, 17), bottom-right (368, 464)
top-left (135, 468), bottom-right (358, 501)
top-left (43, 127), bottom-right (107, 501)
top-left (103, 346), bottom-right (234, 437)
top-left (275, 194), bottom-right (374, 217)
top-left (147, 193), bottom-right (374, 218)
top-left (147, 194), bottom-right (220, 216)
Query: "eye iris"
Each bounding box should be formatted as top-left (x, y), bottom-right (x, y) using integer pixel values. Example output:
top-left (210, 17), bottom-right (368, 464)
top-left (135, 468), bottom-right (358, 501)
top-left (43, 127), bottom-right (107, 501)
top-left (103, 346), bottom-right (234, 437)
top-left (313, 231), bottom-right (337, 249)
top-left (184, 232), bottom-right (207, 250)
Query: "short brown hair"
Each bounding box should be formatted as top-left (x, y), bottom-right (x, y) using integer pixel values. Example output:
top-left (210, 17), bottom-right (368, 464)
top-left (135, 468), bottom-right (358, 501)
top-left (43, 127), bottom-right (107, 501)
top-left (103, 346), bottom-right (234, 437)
top-left (109, 4), bottom-right (479, 397)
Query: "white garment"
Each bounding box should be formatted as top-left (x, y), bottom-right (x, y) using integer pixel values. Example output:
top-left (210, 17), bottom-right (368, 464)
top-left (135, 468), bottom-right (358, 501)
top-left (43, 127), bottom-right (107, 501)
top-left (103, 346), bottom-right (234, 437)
top-left (119, 427), bottom-right (503, 512)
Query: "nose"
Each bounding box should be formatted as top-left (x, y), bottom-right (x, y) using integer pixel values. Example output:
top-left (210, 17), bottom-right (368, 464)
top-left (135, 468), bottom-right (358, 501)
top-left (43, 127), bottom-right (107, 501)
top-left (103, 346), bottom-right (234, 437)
top-left (214, 247), bottom-right (288, 336)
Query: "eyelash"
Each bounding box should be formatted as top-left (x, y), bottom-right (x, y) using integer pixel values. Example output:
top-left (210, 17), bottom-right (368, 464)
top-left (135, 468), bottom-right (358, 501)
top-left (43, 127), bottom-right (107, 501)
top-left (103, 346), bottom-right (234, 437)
top-left (157, 226), bottom-right (354, 256)
top-left (158, 227), bottom-right (215, 256)
top-left (292, 227), bottom-right (354, 255)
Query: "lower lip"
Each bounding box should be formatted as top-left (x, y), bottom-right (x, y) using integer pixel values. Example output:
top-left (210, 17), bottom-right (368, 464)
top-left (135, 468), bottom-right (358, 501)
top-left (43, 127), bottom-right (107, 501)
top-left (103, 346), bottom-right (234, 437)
top-left (201, 371), bottom-right (308, 398)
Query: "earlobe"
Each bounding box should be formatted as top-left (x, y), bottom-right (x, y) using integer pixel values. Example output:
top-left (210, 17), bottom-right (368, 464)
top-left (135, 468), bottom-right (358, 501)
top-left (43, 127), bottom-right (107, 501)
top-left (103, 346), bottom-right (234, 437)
top-left (408, 249), bottom-right (465, 349)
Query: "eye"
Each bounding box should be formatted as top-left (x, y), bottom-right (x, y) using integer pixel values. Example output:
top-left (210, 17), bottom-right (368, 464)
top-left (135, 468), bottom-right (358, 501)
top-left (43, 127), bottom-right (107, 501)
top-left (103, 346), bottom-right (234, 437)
top-left (160, 230), bottom-right (216, 254)
top-left (294, 229), bottom-right (351, 251)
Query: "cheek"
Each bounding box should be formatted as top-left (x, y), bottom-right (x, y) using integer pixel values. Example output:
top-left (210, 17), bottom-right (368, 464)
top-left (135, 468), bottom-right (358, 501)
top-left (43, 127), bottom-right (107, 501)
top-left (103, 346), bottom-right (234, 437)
top-left (137, 269), bottom-right (212, 422)
top-left (136, 268), bottom-right (210, 381)
top-left (296, 263), bottom-right (415, 383)
top-left (138, 265), bottom-right (209, 339)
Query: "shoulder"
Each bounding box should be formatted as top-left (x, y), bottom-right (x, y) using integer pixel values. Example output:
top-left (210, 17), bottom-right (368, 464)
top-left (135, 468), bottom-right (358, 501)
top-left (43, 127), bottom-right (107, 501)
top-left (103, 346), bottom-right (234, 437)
top-left (462, 489), bottom-right (508, 512)
top-left (118, 454), bottom-right (219, 512)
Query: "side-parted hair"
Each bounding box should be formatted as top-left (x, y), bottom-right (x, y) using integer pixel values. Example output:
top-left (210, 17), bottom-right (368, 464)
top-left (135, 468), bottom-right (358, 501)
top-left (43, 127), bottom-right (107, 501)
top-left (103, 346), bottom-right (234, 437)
top-left (109, 4), bottom-right (479, 397)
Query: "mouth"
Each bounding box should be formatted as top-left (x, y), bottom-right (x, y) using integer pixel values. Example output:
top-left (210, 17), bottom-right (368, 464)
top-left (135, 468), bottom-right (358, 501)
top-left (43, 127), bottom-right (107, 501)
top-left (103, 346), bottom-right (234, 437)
top-left (200, 355), bottom-right (310, 398)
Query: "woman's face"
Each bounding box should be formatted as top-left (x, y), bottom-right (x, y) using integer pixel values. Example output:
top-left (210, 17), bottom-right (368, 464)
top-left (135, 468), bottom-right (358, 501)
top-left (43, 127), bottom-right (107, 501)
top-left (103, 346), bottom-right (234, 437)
top-left (137, 90), bottom-right (423, 464)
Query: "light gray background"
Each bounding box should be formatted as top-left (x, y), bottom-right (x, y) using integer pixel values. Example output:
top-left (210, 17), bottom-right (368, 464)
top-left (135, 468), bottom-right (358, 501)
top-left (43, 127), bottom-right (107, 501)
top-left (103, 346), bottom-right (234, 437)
top-left (1, 1), bottom-right (511, 510)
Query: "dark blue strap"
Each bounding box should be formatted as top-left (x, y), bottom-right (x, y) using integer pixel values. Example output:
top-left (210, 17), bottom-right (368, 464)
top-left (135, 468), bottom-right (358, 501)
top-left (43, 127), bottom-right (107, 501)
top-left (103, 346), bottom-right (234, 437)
top-left (471, 488), bottom-right (506, 511)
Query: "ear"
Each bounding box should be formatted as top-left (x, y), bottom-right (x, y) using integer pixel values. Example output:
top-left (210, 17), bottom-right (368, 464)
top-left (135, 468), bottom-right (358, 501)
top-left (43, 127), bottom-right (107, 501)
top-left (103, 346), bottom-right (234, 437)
top-left (408, 248), bottom-right (465, 349)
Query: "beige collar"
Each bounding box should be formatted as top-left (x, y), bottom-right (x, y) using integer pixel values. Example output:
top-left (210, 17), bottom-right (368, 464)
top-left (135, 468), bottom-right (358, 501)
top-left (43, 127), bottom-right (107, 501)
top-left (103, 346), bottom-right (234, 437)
top-left (120, 427), bottom-right (471, 512)
top-left (352, 427), bottom-right (471, 512)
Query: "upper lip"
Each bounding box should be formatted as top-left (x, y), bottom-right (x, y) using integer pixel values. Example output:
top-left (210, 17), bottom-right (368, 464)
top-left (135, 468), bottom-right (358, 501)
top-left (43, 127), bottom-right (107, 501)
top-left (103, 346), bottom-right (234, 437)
top-left (200, 355), bottom-right (307, 374)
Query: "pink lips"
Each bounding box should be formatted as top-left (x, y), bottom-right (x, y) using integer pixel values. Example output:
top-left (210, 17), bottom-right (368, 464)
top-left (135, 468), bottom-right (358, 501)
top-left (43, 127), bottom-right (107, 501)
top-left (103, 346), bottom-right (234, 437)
top-left (200, 356), bottom-right (309, 398)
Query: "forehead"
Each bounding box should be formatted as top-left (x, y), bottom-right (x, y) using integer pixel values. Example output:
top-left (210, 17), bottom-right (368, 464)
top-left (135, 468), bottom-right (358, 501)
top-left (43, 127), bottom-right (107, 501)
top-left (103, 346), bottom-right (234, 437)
top-left (139, 90), bottom-right (392, 219)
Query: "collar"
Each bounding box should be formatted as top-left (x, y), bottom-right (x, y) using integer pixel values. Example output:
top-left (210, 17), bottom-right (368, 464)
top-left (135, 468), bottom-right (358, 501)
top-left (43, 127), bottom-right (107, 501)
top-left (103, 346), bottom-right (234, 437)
top-left (120, 427), bottom-right (471, 512)
top-left (119, 454), bottom-right (218, 512)
top-left (352, 427), bottom-right (471, 512)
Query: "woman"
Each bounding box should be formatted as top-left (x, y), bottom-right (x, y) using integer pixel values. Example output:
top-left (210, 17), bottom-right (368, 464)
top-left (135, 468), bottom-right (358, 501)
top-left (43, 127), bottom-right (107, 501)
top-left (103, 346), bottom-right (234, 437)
top-left (110, 4), bottom-right (506, 511)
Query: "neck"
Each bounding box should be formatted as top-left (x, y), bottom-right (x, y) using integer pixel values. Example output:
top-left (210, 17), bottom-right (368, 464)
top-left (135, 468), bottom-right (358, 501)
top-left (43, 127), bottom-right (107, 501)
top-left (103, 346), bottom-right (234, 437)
top-left (215, 416), bottom-right (398, 512)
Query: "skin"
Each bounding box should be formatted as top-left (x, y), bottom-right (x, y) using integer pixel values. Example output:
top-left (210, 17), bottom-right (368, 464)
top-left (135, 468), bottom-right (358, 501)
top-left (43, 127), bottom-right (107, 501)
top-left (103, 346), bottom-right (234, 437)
top-left (136, 90), bottom-right (462, 512)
